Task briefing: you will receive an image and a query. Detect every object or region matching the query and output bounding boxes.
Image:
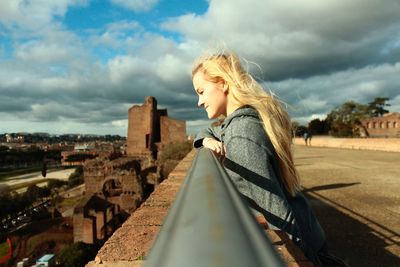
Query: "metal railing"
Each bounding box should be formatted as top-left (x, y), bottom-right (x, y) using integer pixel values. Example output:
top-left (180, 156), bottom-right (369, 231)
top-left (145, 149), bottom-right (286, 267)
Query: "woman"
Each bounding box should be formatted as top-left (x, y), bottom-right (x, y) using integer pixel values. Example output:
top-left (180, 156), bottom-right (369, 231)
top-left (192, 52), bottom-right (347, 266)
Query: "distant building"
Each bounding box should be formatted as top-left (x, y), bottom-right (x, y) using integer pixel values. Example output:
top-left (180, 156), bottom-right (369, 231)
top-left (5, 133), bottom-right (24, 143)
top-left (61, 142), bottom-right (116, 166)
top-left (361, 112), bottom-right (400, 137)
top-left (72, 96), bottom-right (185, 244)
top-left (127, 96), bottom-right (186, 157)
top-left (74, 143), bottom-right (96, 151)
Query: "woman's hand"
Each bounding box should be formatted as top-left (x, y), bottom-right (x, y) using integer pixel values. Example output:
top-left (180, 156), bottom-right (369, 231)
top-left (203, 137), bottom-right (226, 162)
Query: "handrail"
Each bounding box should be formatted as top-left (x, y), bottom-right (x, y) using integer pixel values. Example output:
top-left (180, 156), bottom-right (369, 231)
top-left (145, 149), bottom-right (286, 267)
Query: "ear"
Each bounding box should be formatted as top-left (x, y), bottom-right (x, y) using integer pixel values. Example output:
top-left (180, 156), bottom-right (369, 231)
top-left (222, 81), bottom-right (229, 94)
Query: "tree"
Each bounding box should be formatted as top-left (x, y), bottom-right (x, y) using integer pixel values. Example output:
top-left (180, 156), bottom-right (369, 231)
top-left (68, 166), bottom-right (84, 188)
top-left (42, 161), bottom-right (47, 178)
top-left (65, 153), bottom-right (97, 163)
top-left (56, 242), bottom-right (98, 267)
top-left (367, 97), bottom-right (390, 117)
top-left (308, 119), bottom-right (330, 135)
top-left (326, 101), bottom-right (369, 137)
top-left (23, 185), bottom-right (50, 203)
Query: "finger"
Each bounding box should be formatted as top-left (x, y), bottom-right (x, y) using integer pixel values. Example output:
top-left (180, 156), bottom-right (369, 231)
top-left (219, 154), bottom-right (225, 164)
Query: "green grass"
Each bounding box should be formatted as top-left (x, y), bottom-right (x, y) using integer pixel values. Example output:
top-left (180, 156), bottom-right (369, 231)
top-left (27, 232), bottom-right (73, 255)
top-left (58, 195), bottom-right (85, 209)
top-left (159, 141), bottom-right (192, 165)
top-left (0, 241), bottom-right (10, 257)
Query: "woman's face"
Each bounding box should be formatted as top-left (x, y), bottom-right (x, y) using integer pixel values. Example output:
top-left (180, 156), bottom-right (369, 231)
top-left (193, 71), bottom-right (227, 119)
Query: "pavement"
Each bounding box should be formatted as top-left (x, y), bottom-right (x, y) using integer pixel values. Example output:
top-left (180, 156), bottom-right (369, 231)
top-left (294, 145), bottom-right (400, 267)
top-left (0, 168), bottom-right (77, 193)
top-left (1, 168), bottom-right (76, 186)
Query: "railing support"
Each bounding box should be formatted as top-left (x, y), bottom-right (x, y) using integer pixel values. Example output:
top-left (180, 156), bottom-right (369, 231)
top-left (145, 148), bottom-right (286, 267)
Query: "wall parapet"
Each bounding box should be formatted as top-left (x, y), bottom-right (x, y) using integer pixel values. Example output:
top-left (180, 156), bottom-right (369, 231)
top-left (145, 149), bottom-right (285, 267)
top-left (87, 149), bottom-right (313, 267)
top-left (293, 136), bottom-right (400, 152)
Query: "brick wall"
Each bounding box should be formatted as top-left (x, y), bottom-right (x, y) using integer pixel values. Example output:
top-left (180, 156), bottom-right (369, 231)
top-left (160, 116), bottom-right (186, 144)
top-left (127, 103), bottom-right (154, 156)
top-left (361, 113), bottom-right (400, 137)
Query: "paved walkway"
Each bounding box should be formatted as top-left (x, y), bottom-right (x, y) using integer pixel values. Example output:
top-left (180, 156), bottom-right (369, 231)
top-left (0, 168), bottom-right (76, 193)
top-left (294, 145), bottom-right (400, 267)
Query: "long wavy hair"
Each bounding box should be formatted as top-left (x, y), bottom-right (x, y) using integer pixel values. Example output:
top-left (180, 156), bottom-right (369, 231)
top-left (192, 52), bottom-right (301, 196)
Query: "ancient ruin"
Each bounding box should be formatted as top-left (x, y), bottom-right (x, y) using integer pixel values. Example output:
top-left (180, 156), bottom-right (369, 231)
top-left (127, 96), bottom-right (186, 157)
top-left (73, 96), bottom-right (186, 244)
top-left (73, 195), bottom-right (115, 243)
top-left (361, 112), bottom-right (400, 137)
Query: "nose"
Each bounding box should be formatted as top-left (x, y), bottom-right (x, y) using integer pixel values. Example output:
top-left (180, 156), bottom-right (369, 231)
top-left (197, 96), bottom-right (204, 108)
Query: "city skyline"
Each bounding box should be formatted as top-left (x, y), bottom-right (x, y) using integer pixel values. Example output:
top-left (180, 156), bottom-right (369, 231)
top-left (1, 0), bottom-right (400, 136)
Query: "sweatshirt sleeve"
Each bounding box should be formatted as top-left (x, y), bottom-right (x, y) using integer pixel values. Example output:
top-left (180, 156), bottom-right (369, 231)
top-left (223, 133), bottom-right (298, 238)
top-left (193, 125), bottom-right (223, 148)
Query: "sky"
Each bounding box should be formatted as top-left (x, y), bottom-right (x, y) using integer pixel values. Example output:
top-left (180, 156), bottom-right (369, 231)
top-left (1, 0), bottom-right (400, 136)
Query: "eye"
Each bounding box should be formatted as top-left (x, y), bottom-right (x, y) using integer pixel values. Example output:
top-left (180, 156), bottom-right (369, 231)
top-left (197, 89), bottom-right (203, 95)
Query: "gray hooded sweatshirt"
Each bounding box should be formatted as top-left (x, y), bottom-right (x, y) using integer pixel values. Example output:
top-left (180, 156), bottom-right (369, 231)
top-left (194, 106), bottom-right (326, 261)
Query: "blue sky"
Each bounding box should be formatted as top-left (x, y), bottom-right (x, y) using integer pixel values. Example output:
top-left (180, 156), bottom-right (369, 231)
top-left (1, 0), bottom-right (400, 136)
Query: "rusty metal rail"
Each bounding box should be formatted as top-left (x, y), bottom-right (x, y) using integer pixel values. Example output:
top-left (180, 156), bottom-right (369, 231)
top-left (145, 148), bottom-right (285, 267)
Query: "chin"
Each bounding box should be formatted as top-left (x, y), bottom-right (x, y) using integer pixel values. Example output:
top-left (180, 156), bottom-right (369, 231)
top-left (207, 113), bottom-right (217, 119)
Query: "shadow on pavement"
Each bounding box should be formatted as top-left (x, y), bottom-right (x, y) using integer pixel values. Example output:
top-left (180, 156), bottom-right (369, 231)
top-left (303, 188), bottom-right (400, 267)
top-left (303, 182), bottom-right (361, 193)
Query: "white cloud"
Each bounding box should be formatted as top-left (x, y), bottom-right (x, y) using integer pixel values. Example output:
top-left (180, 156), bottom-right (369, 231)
top-left (107, 55), bottom-right (152, 84)
top-left (155, 54), bottom-right (188, 82)
top-left (162, 0), bottom-right (400, 79)
top-left (270, 62), bottom-right (400, 123)
top-left (91, 21), bottom-right (143, 49)
top-left (15, 41), bottom-right (70, 63)
top-left (0, 0), bottom-right (88, 30)
top-left (111, 119), bottom-right (128, 128)
top-left (1, 0), bottom-right (400, 136)
top-left (296, 95), bottom-right (328, 113)
top-left (110, 0), bottom-right (159, 12)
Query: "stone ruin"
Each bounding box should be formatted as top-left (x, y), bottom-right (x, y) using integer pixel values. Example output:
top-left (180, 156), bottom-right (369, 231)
top-left (360, 112), bottom-right (400, 137)
top-left (127, 96), bottom-right (187, 157)
top-left (73, 96), bottom-right (186, 244)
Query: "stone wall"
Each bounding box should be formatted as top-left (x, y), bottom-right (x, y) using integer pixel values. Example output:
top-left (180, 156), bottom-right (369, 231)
top-left (160, 116), bottom-right (186, 145)
top-left (61, 150), bottom-right (99, 166)
top-left (83, 157), bottom-right (145, 212)
top-left (360, 112), bottom-right (400, 137)
top-left (127, 97), bottom-right (156, 156)
top-left (75, 96), bottom-right (186, 248)
top-left (73, 195), bottom-right (115, 244)
top-left (293, 136), bottom-right (400, 152)
top-left (126, 96), bottom-right (186, 157)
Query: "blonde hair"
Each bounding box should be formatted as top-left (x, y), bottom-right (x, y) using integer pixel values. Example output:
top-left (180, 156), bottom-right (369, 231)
top-left (192, 52), bottom-right (301, 196)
